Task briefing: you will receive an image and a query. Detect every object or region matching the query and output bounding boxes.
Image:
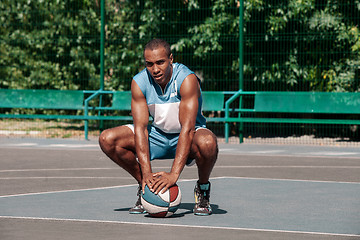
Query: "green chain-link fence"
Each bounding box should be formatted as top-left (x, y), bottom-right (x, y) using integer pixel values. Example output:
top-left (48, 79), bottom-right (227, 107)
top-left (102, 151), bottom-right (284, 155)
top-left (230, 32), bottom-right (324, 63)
top-left (238, 1), bottom-right (360, 145)
top-left (1, 0), bottom-right (360, 145)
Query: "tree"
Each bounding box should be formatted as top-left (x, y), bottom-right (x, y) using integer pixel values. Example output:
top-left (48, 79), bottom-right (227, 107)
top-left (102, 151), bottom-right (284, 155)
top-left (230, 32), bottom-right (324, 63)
top-left (0, 0), bottom-right (100, 90)
top-left (242, 0), bottom-right (360, 92)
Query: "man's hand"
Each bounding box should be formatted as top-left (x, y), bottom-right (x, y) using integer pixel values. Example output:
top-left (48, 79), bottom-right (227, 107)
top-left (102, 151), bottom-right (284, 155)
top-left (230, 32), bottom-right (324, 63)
top-left (151, 172), bottom-right (178, 194)
top-left (141, 172), bottom-right (156, 194)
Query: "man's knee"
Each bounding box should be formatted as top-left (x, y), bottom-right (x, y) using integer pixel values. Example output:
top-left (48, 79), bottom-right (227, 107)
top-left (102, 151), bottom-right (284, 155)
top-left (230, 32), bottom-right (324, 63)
top-left (99, 126), bottom-right (135, 153)
top-left (195, 130), bottom-right (218, 158)
top-left (99, 129), bottom-right (115, 150)
top-left (203, 134), bottom-right (218, 157)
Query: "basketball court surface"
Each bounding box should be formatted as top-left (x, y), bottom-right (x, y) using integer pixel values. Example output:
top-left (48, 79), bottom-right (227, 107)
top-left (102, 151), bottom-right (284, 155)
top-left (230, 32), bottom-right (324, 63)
top-left (1, 138), bottom-right (359, 240)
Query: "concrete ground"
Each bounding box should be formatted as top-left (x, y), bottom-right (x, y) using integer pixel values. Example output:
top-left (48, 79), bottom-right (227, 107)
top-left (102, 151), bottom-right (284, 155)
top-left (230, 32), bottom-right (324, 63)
top-left (0, 138), bottom-right (359, 240)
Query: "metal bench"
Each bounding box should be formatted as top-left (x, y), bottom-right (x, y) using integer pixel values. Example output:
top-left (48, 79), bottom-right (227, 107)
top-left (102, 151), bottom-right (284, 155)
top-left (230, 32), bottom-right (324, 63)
top-left (0, 89), bottom-right (228, 139)
top-left (224, 91), bottom-right (360, 142)
top-left (201, 91), bottom-right (225, 122)
top-left (0, 89), bottom-right (85, 120)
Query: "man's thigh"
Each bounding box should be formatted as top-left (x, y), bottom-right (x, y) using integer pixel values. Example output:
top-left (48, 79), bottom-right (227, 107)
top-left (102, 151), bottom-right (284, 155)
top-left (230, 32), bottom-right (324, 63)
top-left (109, 124), bottom-right (136, 150)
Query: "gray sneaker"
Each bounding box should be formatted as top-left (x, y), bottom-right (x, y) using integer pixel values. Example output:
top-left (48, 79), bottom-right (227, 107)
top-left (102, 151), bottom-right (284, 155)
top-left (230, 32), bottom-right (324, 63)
top-left (129, 185), bottom-right (147, 214)
top-left (193, 181), bottom-right (212, 216)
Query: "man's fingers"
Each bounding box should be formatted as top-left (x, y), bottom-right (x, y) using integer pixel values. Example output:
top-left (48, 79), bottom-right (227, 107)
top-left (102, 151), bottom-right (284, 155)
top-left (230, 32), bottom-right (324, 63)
top-left (142, 175), bottom-right (155, 193)
top-left (151, 179), bottom-right (162, 193)
top-left (154, 181), bottom-right (168, 195)
top-left (160, 184), bottom-right (169, 194)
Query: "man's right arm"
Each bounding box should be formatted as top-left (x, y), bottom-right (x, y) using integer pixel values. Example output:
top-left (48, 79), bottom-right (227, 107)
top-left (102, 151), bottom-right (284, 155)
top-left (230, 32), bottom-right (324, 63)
top-left (131, 79), bottom-right (154, 192)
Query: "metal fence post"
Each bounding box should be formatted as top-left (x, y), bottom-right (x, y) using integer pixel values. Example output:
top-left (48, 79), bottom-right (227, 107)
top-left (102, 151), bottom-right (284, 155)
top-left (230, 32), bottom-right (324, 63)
top-left (100, 0), bottom-right (105, 91)
top-left (238, 0), bottom-right (244, 143)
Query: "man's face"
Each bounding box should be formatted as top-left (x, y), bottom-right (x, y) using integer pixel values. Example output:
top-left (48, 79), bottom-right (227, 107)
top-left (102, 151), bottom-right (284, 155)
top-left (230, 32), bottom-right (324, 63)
top-left (144, 47), bottom-right (173, 89)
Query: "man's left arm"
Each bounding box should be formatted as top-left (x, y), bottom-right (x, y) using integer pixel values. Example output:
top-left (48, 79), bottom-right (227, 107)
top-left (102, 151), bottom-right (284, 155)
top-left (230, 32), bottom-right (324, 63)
top-left (152, 73), bottom-right (200, 193)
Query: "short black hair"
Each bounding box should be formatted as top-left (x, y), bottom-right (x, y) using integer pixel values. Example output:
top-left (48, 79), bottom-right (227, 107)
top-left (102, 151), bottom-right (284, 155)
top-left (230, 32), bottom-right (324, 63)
top-left (144, 39), bottom-right (172, 57)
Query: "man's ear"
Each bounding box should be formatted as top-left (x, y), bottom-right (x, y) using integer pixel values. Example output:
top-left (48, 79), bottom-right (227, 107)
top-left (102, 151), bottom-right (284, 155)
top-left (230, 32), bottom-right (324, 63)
top-left (169, 53), bottom-right (173, 64)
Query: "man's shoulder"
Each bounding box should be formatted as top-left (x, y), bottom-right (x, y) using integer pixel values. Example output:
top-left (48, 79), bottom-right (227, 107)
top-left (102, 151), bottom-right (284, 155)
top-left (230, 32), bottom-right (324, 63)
top-left (173, 63), bottom-right (191, 72)
top-left (133, 68), bottom-right (151, 97)
top-left (133, 68), bottom-right (148, 81)
top-left (173, 63), bottom-right (194, 81)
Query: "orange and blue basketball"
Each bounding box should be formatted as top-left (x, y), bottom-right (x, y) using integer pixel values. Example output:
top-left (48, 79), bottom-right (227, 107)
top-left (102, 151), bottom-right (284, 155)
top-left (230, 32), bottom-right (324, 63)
top-left (141, 184), bottom-right (181, 217)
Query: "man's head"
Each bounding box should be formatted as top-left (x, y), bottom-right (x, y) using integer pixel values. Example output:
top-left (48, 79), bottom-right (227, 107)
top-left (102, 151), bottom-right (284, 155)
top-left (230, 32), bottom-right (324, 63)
top-left (144, 39), bottom-right (173, 89)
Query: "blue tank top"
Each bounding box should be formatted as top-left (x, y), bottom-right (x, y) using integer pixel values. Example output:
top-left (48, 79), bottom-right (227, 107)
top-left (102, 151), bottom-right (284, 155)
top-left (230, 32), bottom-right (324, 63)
top-left (133, 63), bottom-right (206, 133)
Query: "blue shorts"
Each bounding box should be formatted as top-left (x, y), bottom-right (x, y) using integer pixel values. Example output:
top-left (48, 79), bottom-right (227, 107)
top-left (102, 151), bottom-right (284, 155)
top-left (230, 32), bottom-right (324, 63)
top-left (126, 124), bottom-right (203, 163)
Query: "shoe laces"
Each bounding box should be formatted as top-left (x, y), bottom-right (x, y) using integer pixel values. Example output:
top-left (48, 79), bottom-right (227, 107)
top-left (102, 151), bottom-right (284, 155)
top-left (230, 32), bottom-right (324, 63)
top-left (195, 185), bottom-right (210, 208)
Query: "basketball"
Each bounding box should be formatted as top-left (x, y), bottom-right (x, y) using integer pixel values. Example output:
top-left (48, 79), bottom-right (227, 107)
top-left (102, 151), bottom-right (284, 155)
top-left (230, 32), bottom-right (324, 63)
top-left (141, 184), bottom-right (182, 217)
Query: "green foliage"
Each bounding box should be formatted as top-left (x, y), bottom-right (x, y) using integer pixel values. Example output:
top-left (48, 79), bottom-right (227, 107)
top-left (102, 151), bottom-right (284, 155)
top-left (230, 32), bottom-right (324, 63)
top-left (244, 0), bottom-right (360, 92)
top-left (1, 0), bottom-right (359, 92)
top-left (0, 0), bottom-right (99, 90)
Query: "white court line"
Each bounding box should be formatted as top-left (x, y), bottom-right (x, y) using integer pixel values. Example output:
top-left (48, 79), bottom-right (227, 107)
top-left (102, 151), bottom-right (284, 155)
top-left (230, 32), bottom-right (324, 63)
top-left (10, 143), bottom-right (38, 147)
top-left (0, 177), bottom-right (134, 180)
top-left (0, 142), bottom-right (99, 149)
top-left (220, 149), bottom-right (360, 156)
top-left (0, 143), bottom-right (99, 148)
top-left (0, 143), bottom-right (100, 151)
top-left (213, 165), bottom-right (360, 169)
top-left (2, 144), bottom-right (360, 158)
top-left (1, 165), bottom-right (360, 173)
top-left (1, 176), bottom-right (360, 199)
top-left (0, 146), bottom-right (100, 152)
top-left (0, 168), bottom-right (116, 173)
top-left (0, 184), bottom-right (138, 198)
top-left (48, 144), bottom-right (99, 148)
top-left (221, 149), bottom-right (286, 154)
top-left (219, 151), bottom-right (360, 159)
top-left (0, 178), bottom-right (198, 198)
top-left (0, 216), bottom-right (358, 238)
top-left (307, 152), bottom-right (359, 156)
top-left (214, 176), bottom-right (360, 185)
top-left (0, 167), bottom-right (180, 173)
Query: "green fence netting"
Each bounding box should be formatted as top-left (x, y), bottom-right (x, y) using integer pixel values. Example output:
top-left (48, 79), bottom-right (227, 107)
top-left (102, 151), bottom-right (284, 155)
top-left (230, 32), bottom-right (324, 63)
top-left (237, 1), bottom-right (360, 145)
top-left (1, 0), bottom-right (359, 145)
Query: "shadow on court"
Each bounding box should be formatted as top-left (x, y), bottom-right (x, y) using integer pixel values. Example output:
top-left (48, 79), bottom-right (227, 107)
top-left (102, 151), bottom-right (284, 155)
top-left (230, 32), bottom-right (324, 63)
top-left (114, 203), bottom-right (227, 217)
